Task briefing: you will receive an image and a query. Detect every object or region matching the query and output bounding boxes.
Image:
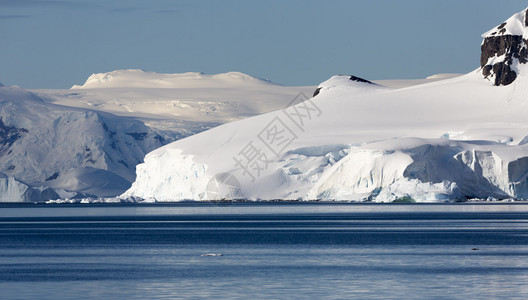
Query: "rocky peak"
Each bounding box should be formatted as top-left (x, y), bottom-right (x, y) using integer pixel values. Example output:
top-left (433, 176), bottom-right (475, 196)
top-left (481, 7), bottom-right (528, 86)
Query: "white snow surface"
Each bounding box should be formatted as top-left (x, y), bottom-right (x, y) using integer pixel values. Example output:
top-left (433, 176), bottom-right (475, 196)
top-left (123, 64), bottom-right (528, 202)
top-left (482, 7), bottom-right (528, 38)
top-left (373, 74), bottom-right (462, 89)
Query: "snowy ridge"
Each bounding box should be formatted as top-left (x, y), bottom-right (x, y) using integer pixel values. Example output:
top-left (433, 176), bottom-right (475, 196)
top-left (373, 74), bottom-right (462, 89)
top-left (314, 75), bottom-right (389, 97)
top-left (482, 7), bottom-right (528, 38)
top-left (71, 69), bottom-right (275, 89)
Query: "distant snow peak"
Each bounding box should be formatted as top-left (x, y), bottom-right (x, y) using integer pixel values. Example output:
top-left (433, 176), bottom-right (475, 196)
top-left (313, 75), bottom-right (387, 97)
top-left (424, 74), bottom-right (462, 80)
top-left (481, 7), bottom-right (528, 86)
top-left (71, 69), bottom-right (274, 89)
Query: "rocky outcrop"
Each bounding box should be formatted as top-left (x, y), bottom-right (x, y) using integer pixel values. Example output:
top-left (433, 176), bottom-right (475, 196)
top-left (481, 8), bottom-right (528, 86)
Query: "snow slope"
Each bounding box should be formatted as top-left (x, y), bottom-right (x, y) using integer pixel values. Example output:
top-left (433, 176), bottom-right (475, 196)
top-left (373, 74), bottom-right (461, 89)
top-left (0, 85), bottom-right (164, 201)
top-left (35, 70), bottom-right (445, 134)
top-left (123, 8), bottom-right (528, 202)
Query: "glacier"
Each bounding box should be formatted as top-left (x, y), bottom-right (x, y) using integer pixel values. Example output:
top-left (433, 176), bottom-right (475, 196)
top-left (0, 71), bottom-right (316, 202)
top-left (123, 7), bottom-right (528, 202)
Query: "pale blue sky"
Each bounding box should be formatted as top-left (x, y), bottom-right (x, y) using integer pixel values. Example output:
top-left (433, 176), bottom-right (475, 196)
top-left (1, 0), bottom-right (527, 88)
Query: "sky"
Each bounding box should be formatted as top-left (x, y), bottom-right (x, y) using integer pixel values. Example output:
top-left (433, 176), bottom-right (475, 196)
top-left (1, 0), bottom-right (527, 89)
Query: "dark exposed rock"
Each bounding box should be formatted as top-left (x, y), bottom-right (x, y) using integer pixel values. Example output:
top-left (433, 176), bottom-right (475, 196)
top-left (349, 75), bottom-right (374, 84)
top-left (480, 9), bottom-right (528, 86)
top-left (480, 35), bottom-right (528, 85)
top-left (154, 134), bottom-right (165, 144)
top-left (480, 35), bottom-right (527, 67)
top-left (0, 118), bottom-right (27, 154)
top-left (45, 172), bottom-right (59, 181)
top-left (482, 65), bottom-right (493, 77)
top-left (491, 62), bottom-right (517, 85)
top-left (313, 87), bottom-right (322, 97)
top-left (126, 132), bottom-right (148, 141)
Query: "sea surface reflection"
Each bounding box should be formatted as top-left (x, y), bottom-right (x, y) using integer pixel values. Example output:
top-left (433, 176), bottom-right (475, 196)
top-left (1, 203), bottom-right (527, 299)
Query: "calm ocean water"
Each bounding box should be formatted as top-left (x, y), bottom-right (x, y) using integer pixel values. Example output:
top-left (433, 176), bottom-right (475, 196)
top-left (1, 203), bottom-right (528, 299)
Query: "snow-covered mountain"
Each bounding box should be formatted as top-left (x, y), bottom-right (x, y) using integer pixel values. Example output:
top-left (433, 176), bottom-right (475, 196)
top-left (71, 69), bottom-right (274, 89)
top-left (123, 7), bottom-right (528, 202)
top-left (0, 85), bottom-right (164, 201)
top-left (35, 70), bottom-right (316, 141)
top-left (0, 71), bottom-right (318, 202)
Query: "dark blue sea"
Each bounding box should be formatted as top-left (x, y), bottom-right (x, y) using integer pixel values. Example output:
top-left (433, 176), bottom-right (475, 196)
top-left (1, 203), bottom-right (528, 299)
